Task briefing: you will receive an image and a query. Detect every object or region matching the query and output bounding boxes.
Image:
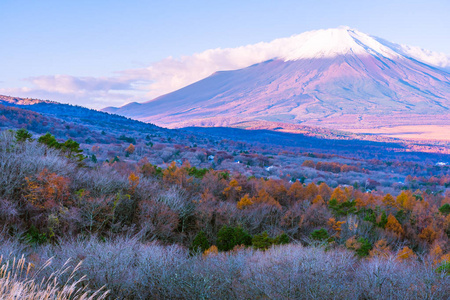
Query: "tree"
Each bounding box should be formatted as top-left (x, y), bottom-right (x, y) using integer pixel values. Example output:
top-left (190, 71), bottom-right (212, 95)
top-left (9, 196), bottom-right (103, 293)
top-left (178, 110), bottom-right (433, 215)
top-left (237, 194), bottom-right (253, 209)
top-left (217, 226), bottom-right (252, 251)
top-left (125, 143), bottom-right (135, 155)
top-left (327, 218), bottom-right (346, 238)
top-left (385, 213), bottom-right (404, 236)
top-left (38, 133), bottom-right (60, 148)
top-left (396, 246), bottom-right (417, 261)
top-left (439, 203), bottom-right (450, 215)
top-left (382, 193), bottom-right (397, 211)
top-left (252, 231), bottom-right (273, 250)
top-left (252, 188), bottom-right (281, 209)
top-left (330, 187), bottom-right (346, 203)
top-left (310, 228), bottom-right (329, 241)
top-left (418, 225), bottom-right (437, 244)
top-left (15, 128), bottom-right (33, 142)
top-left (369, 239), bottom-right (392, 258)
top-left (377, 211), bottom-right (388, 228)
top-left (287, 181), bottom-right (304, 202)
top-left (24, 168), bottom-right (71, 209)
top-left (128, 172), bottom-right (139, 194)
top-left (203, 245), bottom-right (218, 257)
top-left (190, 231), bottom-right (210, 253)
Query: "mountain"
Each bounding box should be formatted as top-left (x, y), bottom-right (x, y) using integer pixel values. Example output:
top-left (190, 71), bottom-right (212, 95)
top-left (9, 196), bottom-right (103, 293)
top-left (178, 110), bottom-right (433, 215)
top-left (103, 27), bottom-right (450, 131)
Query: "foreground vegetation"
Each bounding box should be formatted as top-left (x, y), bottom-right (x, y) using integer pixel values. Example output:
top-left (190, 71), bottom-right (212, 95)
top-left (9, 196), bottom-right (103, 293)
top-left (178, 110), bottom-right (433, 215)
top-left (1, 235), bottom-right (448, 299)
top-left (0, 128), bottom-right (449, 298)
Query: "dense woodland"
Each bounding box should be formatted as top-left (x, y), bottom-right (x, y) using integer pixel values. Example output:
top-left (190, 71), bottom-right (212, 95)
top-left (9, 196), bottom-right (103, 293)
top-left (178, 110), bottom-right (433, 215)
top-left (0, 97), bottom-right (449, 299)
top-left (0, 128), bottom-right (449, 299)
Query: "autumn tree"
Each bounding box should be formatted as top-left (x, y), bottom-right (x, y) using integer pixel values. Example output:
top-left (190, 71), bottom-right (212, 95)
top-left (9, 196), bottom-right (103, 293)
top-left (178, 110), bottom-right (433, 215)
top-left (163, 161), bottom-right (192, 187)
top-left (382, 194), bottom-right (397, 211)
top-left (125, 143), bottom-right (135, 155)
top-left (385, 213), bottom-right (404, 236)
top-left (252, 188), bottom-right (281, 209)
top-left (318, 182), bottom-right (332, 201)
top-left (305, 182), bottom-right (319, 201)
top-left (128, 172), bottom-right (139, 194)
top-left (396, 191), bottom-right (415, 211)
top-left (396, 246), bottom-right (417, 261)
top-left (302, 160), bottom-right (315, 168)
top-left (418, 225), bottom-right (437, 244)
top-left (223, 178), bottom-right (242, 200)
top-left (369, 239), bottom-right (392, 258)
top-left (330, 187), bottom-right (347, 203)
top-left (327, 217), bottom-right (346, 238)
top-left (237, 194), bottom-right (253, 209)
top-left (288, 181), bottom-right (304, 202)
top-left (24, 168), bottom-right (71, 209)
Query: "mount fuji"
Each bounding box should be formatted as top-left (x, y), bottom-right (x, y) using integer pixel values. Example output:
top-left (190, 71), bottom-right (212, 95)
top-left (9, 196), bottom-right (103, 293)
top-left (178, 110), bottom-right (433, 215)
top-left (103, 27), bottom-right (450, 131)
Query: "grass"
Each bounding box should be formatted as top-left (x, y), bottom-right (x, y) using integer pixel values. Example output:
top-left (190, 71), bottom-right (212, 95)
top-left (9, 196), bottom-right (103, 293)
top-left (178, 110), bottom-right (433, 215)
top-left (0, 255), bottom-right (108, 300)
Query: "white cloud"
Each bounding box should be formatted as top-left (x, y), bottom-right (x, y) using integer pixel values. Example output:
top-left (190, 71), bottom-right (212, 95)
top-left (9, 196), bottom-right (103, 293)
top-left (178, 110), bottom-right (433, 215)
top-left (2, 28), bottom-right (449, 109)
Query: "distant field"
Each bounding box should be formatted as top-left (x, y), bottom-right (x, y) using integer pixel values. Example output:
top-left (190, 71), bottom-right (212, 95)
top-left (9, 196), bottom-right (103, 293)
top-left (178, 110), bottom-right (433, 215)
top-left (348, 125), bottom-right (450, 141)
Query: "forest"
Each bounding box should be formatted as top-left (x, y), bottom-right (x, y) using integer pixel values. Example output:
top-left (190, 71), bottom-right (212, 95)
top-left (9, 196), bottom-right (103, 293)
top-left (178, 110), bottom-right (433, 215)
top-left (0, 128), bottom-right (449, 299)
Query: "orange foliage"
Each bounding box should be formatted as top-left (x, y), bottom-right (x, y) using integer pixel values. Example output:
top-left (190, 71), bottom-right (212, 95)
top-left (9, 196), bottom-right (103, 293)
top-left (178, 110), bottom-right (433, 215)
top-left (223, 179), bottom-right (242, 200)
top-left (199, 188), bottom-right (216, 203)
top-left (396, 191), bottom-right (415, 210)
top-left (128, 172), bottom-right (139, 194)
top-left (418, 225), bottom-right (437, 244)
top-left (396, 246), bottom-right (417, 261)
top-left (288, 181), bottom-right (304, 202)
top-left (305, 182), bottom-right (318, 201)
top-left (318, 182), bottom-right (332, 201)
top-left (252, 188), bottom-right (281, 209)
top-left (382, 194), bottom-right (397, 210)
top-left (163, 161), bottom-right (192, 187)
top-left (203, 245), bottom-right (219, 257)
top-left (355, 198), bottom-right (366, 209)
top-left (327, 217), bottom-right (346, 238)
top-left (366, 194), bottom-right (376, 208)
top-left (312, 195), bottom-right (325, 205)
top-left (24, 168), bottom-right (70, 209)
top-left (370, 239), bottom-right (392, 258)
top-left (125, 143), bottom-right (135, 154)
top-left (237, 194), bottom-right (253, 209)
top-left (301, 160), bottom-right (315, 168)
top-left (385, 214), bottom-right (404, 236)
top-left (330, 187), bottom-right (347, 203)
top-left (345, 236), bottom-right (361, 250)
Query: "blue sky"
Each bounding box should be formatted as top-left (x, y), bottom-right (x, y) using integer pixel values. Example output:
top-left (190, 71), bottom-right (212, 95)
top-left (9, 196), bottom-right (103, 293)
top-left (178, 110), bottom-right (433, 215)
top-left (1, 0), bottom-right (449, 108)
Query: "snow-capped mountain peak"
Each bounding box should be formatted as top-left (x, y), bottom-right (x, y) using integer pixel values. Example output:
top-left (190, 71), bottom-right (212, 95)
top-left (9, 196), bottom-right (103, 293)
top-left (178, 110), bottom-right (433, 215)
top-left (103, 27), bottom-right (450, 130)
top-left (275, 26), bottom-right (399, 61)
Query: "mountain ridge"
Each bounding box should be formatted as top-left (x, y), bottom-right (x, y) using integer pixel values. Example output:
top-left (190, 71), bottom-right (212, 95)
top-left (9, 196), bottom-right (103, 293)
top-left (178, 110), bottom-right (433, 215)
top-left (103, 27), bottom-right (450, 131)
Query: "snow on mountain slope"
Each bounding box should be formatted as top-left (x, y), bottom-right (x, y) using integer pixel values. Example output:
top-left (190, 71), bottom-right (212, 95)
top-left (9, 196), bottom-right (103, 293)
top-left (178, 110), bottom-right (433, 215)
top-left (103, 27), bottom-right (450, 129)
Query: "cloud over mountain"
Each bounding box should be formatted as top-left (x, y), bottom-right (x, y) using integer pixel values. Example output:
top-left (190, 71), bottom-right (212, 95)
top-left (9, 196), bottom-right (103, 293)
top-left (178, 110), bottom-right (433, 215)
top-left (2, 27), bottom-right (449, 108)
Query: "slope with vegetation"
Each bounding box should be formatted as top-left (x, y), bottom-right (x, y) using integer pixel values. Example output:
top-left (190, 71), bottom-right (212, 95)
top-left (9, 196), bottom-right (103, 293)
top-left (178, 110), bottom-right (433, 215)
top-left (0, 128), bottom-right (449, 299)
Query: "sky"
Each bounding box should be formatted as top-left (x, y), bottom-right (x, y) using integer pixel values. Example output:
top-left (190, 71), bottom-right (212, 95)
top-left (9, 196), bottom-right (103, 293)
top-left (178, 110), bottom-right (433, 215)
top-left (1, 0), bottom-right (449, 108)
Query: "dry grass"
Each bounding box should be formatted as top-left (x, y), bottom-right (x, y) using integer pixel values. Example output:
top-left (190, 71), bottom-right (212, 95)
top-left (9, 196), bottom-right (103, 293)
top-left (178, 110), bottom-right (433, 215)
top-left (0, 255), bottom-right (108, 300)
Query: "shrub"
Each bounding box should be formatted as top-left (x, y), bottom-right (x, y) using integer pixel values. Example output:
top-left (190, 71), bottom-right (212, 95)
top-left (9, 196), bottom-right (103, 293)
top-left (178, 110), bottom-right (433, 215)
top-left (439, 203), bottom-right (450, 215)
top-left (355, 238), bottom-right (372, 257)
top-left (190, 231), bottom-right (210, 253)
top-left (217, 226), bottom-right (252, 251)
top-left (310, 228), bottom-right (329, 241)
top-left (252, 231), bottom-right (273, 250)
top-left (436, 261), bottom-right (450, 274)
